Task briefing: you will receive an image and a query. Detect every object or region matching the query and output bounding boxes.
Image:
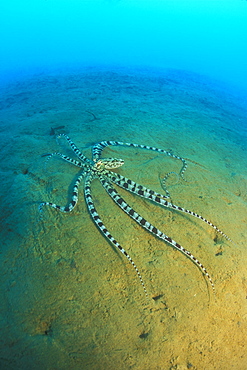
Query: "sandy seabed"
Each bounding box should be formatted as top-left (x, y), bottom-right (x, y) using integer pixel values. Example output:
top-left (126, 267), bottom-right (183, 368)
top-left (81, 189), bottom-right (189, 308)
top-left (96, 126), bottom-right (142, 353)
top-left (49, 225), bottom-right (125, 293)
top-left (0, 66), bottom-right (247, 370)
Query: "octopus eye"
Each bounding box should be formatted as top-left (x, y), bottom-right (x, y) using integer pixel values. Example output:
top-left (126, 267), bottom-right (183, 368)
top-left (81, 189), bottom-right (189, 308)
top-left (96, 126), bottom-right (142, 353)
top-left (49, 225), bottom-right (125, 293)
top-left (94, 160), bottom-right (103, 170)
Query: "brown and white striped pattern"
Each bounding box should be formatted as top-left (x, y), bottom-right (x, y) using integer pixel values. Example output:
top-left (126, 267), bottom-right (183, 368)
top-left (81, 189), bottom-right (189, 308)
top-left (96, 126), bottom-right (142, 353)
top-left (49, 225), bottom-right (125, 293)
top-left (92, 140), bottom-right (188, 181)
top-left (39, 134), bottom-right (233, 298)
top-left (99, 176), bottom-right (215, 292)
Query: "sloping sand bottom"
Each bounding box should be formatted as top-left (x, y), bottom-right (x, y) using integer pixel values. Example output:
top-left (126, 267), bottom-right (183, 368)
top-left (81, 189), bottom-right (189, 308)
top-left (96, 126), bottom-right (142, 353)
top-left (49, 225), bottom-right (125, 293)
top-left (0, 67), bottom-right (247, 369)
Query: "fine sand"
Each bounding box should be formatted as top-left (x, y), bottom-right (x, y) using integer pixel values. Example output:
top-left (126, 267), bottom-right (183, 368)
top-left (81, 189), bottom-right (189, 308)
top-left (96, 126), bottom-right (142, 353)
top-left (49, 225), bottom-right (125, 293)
top-left (0, 67), bottom-right (247, 370)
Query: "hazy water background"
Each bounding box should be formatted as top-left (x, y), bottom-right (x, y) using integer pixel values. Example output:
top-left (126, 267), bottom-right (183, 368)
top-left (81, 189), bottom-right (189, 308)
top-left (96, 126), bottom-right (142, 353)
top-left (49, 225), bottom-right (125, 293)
top-left (0, 1), bottom-right (247, 369)
top-left (1, 0), bottom-right (247, 91)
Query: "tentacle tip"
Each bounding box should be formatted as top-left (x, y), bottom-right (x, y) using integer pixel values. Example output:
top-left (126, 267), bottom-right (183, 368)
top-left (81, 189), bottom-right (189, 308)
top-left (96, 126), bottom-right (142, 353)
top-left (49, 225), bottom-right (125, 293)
top-left (38, 203), bottom-right (44, 212)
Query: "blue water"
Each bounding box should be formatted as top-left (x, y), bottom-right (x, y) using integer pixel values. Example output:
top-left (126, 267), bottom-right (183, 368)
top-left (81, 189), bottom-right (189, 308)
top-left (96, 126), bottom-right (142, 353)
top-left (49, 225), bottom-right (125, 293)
top-left (0, 0), bottom-right (247, 91)
top-left (1, 1), bottom-right (247, 370)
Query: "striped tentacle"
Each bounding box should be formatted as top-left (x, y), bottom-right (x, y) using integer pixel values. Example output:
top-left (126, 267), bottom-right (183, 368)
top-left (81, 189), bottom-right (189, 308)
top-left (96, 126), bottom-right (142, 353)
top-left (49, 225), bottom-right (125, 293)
top-left (161, 171), bottom-right (180, 198)
top-left (105, 170), bottom-right (233, 243)
top-left (99, 175), bottom-right (215, 293)
top-left (57, 134), bottom-right (93, 165)
top-left (39, 171), bottom-right (86, 213)
top-left (92, 140), bottom-right (188, 180)
top-left (84, 172), bottom-right (148, 297)
top-left (167, 202), bottom-right (233, 243)
top-left (102, 169), bottom-right (169, 200)
top-left (43, 152), bottom-right (88, 169)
